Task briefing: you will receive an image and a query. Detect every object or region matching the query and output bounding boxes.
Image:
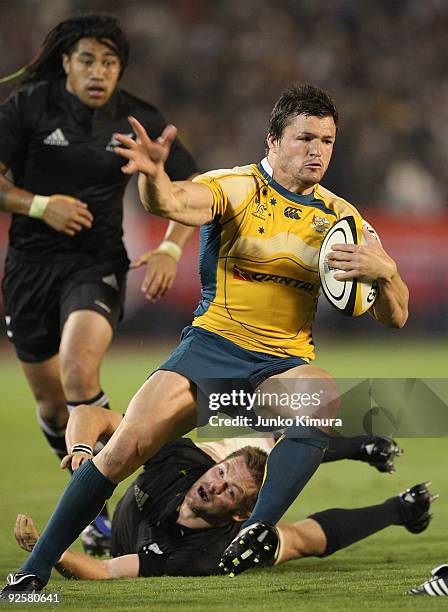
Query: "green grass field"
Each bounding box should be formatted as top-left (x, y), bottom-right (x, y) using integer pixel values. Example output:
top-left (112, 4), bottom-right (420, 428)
top-left (0, 339), bottom-right (447, 611)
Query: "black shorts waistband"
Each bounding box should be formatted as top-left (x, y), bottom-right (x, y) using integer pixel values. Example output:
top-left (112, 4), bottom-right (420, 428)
top-left (7, 246), bottom-right (129, 266)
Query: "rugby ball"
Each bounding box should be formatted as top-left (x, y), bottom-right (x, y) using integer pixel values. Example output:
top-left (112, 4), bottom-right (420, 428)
top-left (318, 216), bottom-right (380, 317)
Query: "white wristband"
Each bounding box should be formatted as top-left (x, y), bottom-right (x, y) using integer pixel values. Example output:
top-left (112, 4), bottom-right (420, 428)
top-left (154, 240), bottom-right (182, 262)
top-left (29, 195), bottom-right (50, 219)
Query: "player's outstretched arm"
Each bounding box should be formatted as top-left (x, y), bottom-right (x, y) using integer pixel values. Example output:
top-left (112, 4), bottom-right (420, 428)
top-left (0, 162), bottom-right (93, 236)
top-left (328, 227), bottom-right (409, 328)
top-left (55, 551), bottom-right (139, 580)
top-left (14, 514), bottom-right (138, 580)
top-left (114, 117), bottom-right (214, 226)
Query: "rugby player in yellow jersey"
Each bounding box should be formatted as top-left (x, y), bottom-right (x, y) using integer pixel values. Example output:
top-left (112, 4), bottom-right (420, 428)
top-left (1, 85), bottom-right (409, 594)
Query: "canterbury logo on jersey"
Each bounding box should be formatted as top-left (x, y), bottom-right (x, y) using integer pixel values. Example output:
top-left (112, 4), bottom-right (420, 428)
top-left (43, 128), bottom-right (69, 146)
top-left (233, 265), bottom-right (316, 292)
top-left (283, 206), bottom-right (302, 220)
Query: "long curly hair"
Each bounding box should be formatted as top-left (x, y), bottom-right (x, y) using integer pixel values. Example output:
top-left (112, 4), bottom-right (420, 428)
top-left (22, 13), bottom-right (130, 84)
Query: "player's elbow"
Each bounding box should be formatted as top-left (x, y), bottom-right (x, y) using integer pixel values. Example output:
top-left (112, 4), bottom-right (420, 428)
top-left (372, 303), bottom-right (409, 329)
top-left (387, 307), bottom-right (409, 329)
top-left (395, 310), bottom-right (408, 329)
top-left (391, 287), bottom-right (410, 328)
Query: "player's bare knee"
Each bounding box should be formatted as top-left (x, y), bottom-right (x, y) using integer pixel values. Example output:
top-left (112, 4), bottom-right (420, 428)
top-left (95, 448), bottom-right (133, 482)
top-left (263, 365), bottom-right (340, 421)
top-left (135, 435), bottom-right (164, 465)
top-left (60, 357), bottom-right (99, 399)
top-left (304, 367), bottom-right (340, 419)
top-left (94, 435), bottom-right (143, 482)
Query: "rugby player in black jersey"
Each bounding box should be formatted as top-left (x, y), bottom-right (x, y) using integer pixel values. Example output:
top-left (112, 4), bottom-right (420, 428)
top-left (0, 14), bottom-right (197, 554)
top-left (8, 406), bottom-right (434, 583)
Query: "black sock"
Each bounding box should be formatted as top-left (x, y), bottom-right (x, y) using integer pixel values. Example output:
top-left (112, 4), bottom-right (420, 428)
top-left (310, 496), bottom-right (408, 556)
top-left (322, 435), bottom-right (372, 462)
top-left (36, 411), bottom-right (67, 461)
top-left (36, 391), bottom-right (110, 462)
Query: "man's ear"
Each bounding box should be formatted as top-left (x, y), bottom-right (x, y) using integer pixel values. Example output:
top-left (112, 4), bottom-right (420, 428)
top-left (232, 510), bottom-right (251, 523)
top-left (62, 53), bottom-right (70, 75)
top-left (266, 133), bottom-right (277, 153)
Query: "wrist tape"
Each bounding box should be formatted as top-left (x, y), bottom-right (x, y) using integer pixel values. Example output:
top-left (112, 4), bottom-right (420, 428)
top-left (29, 195), bottom-right (50, 219)
top-left (153, 240), bottom-right (182, 262)
top-left (71, 443), bottom-right (93, 456)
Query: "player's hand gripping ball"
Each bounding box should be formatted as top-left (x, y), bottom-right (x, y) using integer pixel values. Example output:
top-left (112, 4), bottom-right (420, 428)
top-left (318, 215), bottom-right (380, 316)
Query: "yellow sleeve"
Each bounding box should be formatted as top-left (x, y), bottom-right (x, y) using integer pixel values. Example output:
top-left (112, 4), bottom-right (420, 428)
top-left (193, 173), bottom-right (228, 219)
top-left (193, 165), bottom-right (258, 223)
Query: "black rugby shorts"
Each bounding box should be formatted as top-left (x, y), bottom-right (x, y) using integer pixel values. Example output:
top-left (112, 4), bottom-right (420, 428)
top-left (2, 252), bottom-right (127, 362)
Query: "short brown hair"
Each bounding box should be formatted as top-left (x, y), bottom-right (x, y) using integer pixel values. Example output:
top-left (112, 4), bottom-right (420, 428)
top-left (268, 83), bottom-right (338, 144)
top-left (223, 445), bottom-right (267, 514)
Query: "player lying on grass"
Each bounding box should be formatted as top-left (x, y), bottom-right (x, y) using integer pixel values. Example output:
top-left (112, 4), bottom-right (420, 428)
top-left (70, 407), bottom-right (403, 557)
top-left (8, 406), bottom-right (435, 583)
top-left (50, 405), bottom-right (404, 557)
top-left (13, 480), bottom-right (435, 581)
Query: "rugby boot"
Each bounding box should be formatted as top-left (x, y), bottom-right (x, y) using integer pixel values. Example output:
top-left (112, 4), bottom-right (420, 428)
top-left (0, 573), bottom-right (43, 598)
top-left (359, 436), bottom-right (403, 473)
top-left (219, 522), bottom-right (279, 576)
top-left (407, 564), bottom-right (448, 596)
top-left (81, 513), bottom-right (112, 556)
top-left (396, 481), bottom-right (437, 534)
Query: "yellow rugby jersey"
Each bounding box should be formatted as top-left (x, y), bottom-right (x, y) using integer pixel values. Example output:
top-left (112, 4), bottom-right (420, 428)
top-left (192, 158), bottom-right (362, 360)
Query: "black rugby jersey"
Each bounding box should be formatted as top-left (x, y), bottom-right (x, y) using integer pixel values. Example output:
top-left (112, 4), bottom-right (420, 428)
top-left (0, 79), bottom-right (197, 260)
top-left (111, 439), bottom-right (240, 577)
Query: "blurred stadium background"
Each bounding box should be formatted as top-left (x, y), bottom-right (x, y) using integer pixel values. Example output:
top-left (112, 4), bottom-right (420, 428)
top-left (0, 0), bottom-right (447, 341)
top-left (0, 1), bottom-right (447, 609)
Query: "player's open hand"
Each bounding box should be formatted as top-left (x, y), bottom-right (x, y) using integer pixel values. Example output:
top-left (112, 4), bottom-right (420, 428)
top-left (114, 116), bottom-right (178, 178)
top-left (60, 451), bottom-right (92, 471)
top-left (130, 250), bottom-right (178, 301)
top-left (329, 227), bottom-right (397, 282)
top-left (14, 514), bottom-right (40, 552)
top-left (44, 195), bottom-right (93, 236)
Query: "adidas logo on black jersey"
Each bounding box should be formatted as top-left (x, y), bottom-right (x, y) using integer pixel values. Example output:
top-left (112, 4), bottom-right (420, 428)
top-left (106, 133), bottom-right (133, 152)
top-left (43, 128), bottom-right (69, 146)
